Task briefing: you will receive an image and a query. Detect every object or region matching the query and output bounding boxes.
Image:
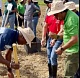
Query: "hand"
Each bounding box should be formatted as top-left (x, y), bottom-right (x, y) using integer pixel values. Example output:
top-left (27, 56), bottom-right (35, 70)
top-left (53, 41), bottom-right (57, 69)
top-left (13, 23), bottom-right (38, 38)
top-left (50, 39), bottom-right (56, 47)
top-left (55, 47), bottom-right (63, 55)
top-left (41, 39), bottom-right (45, 47)
top-left (7, 72), bottom-right (14, 78)
top-left (20, 16), bottom-right (23, 19)
top-left (11, 62), bottom-right (20, 69)
top-left (49, 32), bottom-right (57, 39)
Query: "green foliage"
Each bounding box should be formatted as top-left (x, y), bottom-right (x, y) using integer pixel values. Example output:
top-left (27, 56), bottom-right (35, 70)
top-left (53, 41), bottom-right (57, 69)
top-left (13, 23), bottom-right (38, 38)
top-left (2, 0), bottom-right (45, 5)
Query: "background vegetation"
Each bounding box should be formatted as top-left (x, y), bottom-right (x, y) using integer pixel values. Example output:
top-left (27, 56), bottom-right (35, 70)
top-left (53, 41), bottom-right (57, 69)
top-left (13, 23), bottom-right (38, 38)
top-left (2, 0), bottom-right (45, 5)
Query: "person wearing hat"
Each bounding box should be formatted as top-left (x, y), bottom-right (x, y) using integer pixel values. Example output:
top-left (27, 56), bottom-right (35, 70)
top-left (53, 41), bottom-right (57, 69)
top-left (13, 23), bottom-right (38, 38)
top-left (17, 0), bottom-right (26, 27)
top-left (44, 0), bottom-right (53, 15)
top-left (41, 1), bottom-right (64, 78)
top-left (32, 0), bottom-right (41, 42)
top-left (48, 1), bottom-right (79, 77)
top-left (1, 0), bottom-right (17, 29)
top-left (64, 1), bottom-right (79, 16)
top-left (0, 27), bottom-right (35, 78)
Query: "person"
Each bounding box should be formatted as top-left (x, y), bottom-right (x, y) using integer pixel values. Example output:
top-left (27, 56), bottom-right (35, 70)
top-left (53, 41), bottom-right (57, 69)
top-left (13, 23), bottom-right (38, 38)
top-left (41, 1), bottom-right (64, 78)
top-left (43, 0), bottom-right (53, 47)
top-left (17, 0), bottom-right (26, 27)
top-left (0, 27), bottom-right (35, 78)
top-left (1, 0), bottom-right (17, 29)
top-left (32, 0), bottom-right (41, 42)
top-left (44, 0), bottom-right (53, 16)
top-left (24, 0), bottom-right (41, 30)
top-left (64, 1), bottom-right (79, 16)
top-left (0, 0), bottom-right (2, 17)
top-left (48, 1), bottom-right (79, 77)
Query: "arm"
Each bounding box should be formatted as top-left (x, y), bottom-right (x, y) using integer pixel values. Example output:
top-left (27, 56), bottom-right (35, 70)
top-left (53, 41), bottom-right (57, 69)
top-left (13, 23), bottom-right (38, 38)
top-left (41, 22), bottom-right (48, 46)
top-left (61, 35), bottom-right (78, 50)
top-left (55, 35), bottom-right (78, 55)
top-left (0, 51), bottom-right (10, 68)
top-left (33, 4), bottom-right (40, 12)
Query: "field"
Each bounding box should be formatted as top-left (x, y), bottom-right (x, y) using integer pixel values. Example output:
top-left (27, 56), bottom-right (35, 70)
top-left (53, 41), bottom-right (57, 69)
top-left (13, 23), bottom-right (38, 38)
top-left (0, 1), bottom-right (66, 78)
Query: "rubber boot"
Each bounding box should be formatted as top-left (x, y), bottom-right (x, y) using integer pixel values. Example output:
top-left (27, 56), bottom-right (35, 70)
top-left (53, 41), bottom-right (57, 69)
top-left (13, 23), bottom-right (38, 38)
top-left (48, 64), bottom-right (52, 78)
top-left (51, 65), bottom-right (57, 78)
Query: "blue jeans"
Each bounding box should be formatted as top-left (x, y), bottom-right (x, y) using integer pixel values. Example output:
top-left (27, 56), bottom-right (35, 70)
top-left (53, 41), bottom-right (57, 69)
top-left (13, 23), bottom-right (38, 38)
top-left (24, 19), bottom-right (33, 30)
top-left (47, 37), bottom-right (63, 65)
top-left (32, 16), bottom-right (39, 36)
top-left (1, 13), bottom-right (15, 29)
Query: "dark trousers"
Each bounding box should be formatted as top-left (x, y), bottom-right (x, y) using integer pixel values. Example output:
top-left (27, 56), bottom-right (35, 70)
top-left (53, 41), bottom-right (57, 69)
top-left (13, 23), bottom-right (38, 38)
top-left (0, 9), bottom-right (2, 16)
top-left (18, 13), bottom-right (24, 27)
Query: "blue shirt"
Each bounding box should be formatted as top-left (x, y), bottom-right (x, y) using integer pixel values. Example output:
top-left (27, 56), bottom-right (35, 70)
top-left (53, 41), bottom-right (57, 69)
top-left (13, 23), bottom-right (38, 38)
top-left (0, 27), bottom-right (19, 51)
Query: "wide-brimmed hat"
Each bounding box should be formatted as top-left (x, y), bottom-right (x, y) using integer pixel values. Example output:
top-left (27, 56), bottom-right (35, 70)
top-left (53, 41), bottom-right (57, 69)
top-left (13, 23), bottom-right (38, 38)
top-left (64, 1), bottom-right (76, 10)
top-left (18, 27), bottom-right (35, 47)
top-left (48, 1), bottom-right (68, 16)
top-left (32, 0), bottom-right (38, 2)
top-left (75, 4), bottom-right (79, 11)
top-left (20, 0), bottom-right (24, 2)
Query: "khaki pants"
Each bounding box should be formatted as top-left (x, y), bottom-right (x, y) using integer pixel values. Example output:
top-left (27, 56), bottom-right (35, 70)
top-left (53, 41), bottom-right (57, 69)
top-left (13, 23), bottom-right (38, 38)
top-left (64, 52), bottom-right (79, 78)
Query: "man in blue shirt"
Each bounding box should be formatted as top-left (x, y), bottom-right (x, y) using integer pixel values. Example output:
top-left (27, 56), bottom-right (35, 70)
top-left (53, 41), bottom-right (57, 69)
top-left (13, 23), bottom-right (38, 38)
top-left (0, 27), bottom-right (35, 78)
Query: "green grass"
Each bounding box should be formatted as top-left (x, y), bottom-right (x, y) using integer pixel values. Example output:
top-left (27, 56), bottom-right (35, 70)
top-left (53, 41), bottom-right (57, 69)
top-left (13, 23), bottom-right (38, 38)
top-left (2, 0), bottom-right (45, 5)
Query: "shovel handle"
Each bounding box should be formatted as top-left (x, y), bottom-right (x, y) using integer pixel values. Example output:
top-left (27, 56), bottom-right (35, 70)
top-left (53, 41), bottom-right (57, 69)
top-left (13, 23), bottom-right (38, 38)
top-left (13, 44), bottom-right (20, 78)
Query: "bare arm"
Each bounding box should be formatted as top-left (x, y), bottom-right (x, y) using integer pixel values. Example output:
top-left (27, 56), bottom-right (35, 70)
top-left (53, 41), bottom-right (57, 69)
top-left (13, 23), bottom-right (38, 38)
top-left (42, 22), bottom-right (48, 40)
top-left (55, 35), bottom-right (78, 55)
top-left (0, 51), bottom-right (10, 68)
top-left (61, 35), bottom-right (78, 50)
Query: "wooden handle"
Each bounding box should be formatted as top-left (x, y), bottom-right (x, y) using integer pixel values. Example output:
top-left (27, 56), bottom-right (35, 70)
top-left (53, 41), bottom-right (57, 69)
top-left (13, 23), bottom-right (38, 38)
top-left (13, 44), bottom-right (20, 78)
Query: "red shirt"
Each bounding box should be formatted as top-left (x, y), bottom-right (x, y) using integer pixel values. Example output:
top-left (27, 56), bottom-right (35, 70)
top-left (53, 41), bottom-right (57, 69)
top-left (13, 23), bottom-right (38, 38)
top-left (45, 15), bottom-right (64, 34)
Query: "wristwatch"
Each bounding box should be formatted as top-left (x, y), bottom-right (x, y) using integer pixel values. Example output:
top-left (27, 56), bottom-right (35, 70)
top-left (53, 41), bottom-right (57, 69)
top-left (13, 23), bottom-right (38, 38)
top-left (60, 47), bottom-right (64, 51)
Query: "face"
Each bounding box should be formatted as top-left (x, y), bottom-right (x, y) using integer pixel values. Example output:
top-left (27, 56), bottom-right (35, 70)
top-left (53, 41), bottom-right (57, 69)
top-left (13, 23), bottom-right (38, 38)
top-left (54, 12), bottom-right (63, 20)
top-left (47, 3), bottom-right (51, 8)
top-left (23, 0), bottom-right (27, 4)
top-left (17, 33), bottom-right (27, 45)
top-left (28, 0), bottom-right (31, 3)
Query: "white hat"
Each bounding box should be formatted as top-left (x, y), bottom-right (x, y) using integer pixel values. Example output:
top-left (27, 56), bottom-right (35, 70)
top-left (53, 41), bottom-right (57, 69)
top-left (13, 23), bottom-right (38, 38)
top-left (64, 1), bottom-right (76, 10)
top-left (75, 4), bottom-right (79, 11)
top-left (20, 0), bottom-right (24, 2)
top-left (18, 27), bottom-right (35, 47)
top-left (48, 1), bottom-right (68, 16)
top-left (32, 0), bottom-right (38, 2)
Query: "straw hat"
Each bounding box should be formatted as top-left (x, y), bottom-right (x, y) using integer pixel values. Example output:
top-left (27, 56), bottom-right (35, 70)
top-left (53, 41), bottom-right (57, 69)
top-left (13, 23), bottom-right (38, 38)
top-left (20, 0), bottom-right (24, 2)
top-left (18, 27), bottom-right (35, 47)
top-left (64, 1), bottom-right (76, 10)
top-left (75, 4), bottom-right (79, 11)
top-left (32, 0), bottom-right (38, 2)
top-left (48, 1), bottom-right (68, 16)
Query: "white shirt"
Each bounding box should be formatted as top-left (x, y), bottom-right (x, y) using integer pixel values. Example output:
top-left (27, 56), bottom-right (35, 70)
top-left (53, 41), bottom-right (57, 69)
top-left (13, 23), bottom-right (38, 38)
top-left (0, 0), bottom-right (2, 9)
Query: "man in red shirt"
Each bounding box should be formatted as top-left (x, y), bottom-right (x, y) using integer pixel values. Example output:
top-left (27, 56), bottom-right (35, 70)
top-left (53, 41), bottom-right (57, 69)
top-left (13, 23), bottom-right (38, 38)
top-left (41, 14), bottom-right (63, 78)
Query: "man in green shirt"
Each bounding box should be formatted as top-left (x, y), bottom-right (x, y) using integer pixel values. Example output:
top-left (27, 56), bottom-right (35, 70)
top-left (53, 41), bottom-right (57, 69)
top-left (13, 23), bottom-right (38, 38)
top-left (48, 1), bottom-right (79, 78)
top-left (17, 0), bottom-right (26, 27)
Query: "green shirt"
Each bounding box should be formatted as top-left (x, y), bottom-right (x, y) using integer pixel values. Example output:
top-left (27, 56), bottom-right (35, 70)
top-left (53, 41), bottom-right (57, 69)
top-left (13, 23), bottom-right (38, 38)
top-left (63, 10), bottom-right (79, 53)
top-left (4, 1), bottom-right (17, 15)
top-left (17, 3), bottom-right (25, 14)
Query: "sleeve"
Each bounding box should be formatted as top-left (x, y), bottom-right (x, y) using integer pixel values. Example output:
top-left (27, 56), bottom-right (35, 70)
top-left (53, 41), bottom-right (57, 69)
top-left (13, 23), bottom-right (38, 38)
top-left (32, 3), bottom-right (40, 11)
top-left (67, 16), bottom-right (79, 36)
top-left (17, 4), bottom-right (20, 12)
